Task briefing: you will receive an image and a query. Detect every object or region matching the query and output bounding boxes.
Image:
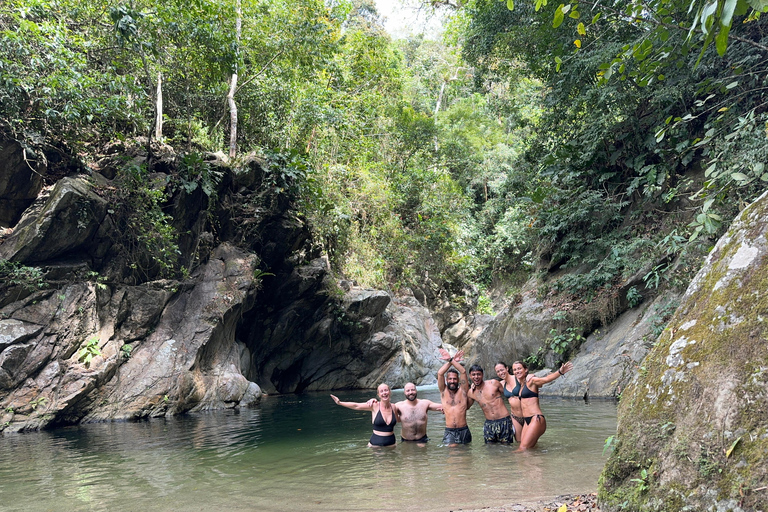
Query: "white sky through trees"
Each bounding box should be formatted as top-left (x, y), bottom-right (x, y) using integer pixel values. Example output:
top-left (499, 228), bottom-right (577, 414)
top-left (374, 0), bottom-right (444, 39)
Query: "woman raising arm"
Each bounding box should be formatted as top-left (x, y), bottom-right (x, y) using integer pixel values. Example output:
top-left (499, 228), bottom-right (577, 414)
top-left (512, 360), bottom-right (573, 451)
top-left (330, 383), bottom-right (398, 448)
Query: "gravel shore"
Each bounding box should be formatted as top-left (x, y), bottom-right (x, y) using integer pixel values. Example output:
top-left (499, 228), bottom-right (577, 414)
top-left (452, 492), bottom-right (599, 512)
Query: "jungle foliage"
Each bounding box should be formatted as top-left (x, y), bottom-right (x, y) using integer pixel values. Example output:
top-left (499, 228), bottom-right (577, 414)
top-left (1, 0), bottom-right (767, 309)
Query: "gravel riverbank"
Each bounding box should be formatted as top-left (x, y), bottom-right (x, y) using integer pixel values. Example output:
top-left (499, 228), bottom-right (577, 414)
top-left (452, 492), bottom-right (599, 512)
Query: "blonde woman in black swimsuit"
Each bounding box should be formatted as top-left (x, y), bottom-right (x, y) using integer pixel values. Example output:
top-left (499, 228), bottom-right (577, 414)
top-left (511, 360), bottom-right (573, 451)
top-left (330, 383), bottom-right (397, 447)
top-left (494, 362), bottom-right (524, 443)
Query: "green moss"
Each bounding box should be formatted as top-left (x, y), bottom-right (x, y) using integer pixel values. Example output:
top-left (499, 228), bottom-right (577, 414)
top-left (599, 196), bottom-right (768, 510)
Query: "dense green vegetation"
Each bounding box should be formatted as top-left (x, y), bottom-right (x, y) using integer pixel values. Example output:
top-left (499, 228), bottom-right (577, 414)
top-left (2, 0), bottom-right (767, 322)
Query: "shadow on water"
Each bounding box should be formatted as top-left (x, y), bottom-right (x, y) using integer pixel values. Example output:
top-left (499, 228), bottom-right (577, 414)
top-left (0, 389), bottom-right (616, 512)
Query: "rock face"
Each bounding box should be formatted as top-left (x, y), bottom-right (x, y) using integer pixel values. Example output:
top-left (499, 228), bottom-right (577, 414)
top-left (544, 292), bottom-right (681, 399)
top-left (0, 137), bottom-right (47, 227)
top-left (0, 153), bottom-right (449, 431)
top-left (598, 191), bottom-right (768, 512)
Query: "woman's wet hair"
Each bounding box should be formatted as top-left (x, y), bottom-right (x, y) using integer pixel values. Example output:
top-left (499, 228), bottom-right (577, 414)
top-left (512, 361), bottom-right (529, 370)
top-left (495, 361), bottom-right (509, 370)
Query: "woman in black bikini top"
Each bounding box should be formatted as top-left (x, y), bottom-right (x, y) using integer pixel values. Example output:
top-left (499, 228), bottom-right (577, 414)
top-left (511, 360), bottom-right (573, 451)
top-left (330, 383), bottom-right (398, 448)
top-left (494, 362), bottom-right (524, 443)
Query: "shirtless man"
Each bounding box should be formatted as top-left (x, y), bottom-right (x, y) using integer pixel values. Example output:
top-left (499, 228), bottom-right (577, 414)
top-left (437, 348), bottom-right (472, 446)
top-left (395, 382), bottom-right (443, 444)
top-left (467, 364), bottom-right (515, 444)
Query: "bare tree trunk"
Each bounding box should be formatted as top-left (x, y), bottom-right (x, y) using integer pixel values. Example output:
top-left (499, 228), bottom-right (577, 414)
top-left (155, 72), bottom-right (163, 140)
top-left (228, 74), bottom-right (238, 158)
top-left (228, 0), bottom-right (242, 159)
top-left (434, 80), bottom-right (446, 118)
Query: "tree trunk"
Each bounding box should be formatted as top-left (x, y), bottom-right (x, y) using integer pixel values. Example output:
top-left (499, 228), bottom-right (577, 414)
top-left (228, 0), bottom-right (242, 159)
top-left (228, 73), bottom-right (238, 159)
top-left (155, 72), bottom-right (163, 140)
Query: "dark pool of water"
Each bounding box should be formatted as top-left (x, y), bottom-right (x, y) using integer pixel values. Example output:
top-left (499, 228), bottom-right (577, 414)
top-left (0, 387), bottom-right (616, 511)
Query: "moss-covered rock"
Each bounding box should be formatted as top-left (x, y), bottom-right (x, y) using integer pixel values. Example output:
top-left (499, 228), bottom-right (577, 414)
top-left (599, 191), bottom-right (768, 511)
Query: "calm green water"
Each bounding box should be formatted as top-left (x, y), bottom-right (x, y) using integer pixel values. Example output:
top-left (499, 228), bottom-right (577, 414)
top-left (0, 388), bottom-right (616, 512)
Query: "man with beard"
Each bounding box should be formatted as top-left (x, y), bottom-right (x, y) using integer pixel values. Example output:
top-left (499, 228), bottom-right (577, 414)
top-left (394, 382), bottom-right (443, 444)
top-left (467, 364), bottom-right (514, 444)
top-left (437, 348), bottom-right (472, 446)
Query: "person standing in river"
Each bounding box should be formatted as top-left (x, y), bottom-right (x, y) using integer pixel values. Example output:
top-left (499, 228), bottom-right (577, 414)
top-left (395, 382), bottom-right (444, 444)
top-left (437, 348), bottom-right (472, 446)
top-left (467, 364), bottom-right (515, 444)
top-left (330, 383), bottom-right (397, 447)
top-left (365, 382), bottom-right (444, 444)
top-left (511, 360), bottom-right (573, 451)
top-left (495, 362), bottom-right (523, 443)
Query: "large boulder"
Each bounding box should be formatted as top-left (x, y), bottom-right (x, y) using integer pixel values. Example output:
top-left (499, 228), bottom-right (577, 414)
top-left (0, 177), bottom-right (108, 263)
top-left (599, 191), bottom-right (768, 511)
top-left (0, 243), bottom-right (264, 431)
top-left (0, 137), bottom-right (48, 227)
top-left (466, 290), bottom-right (557, 371)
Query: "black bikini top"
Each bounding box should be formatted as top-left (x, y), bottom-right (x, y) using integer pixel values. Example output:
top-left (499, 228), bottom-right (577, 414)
top-left (518, 380), bottom-right (538, 399)
top-left (503, 380), bottom-right (518, 398)
top-left (372, 406), bottom-right (396, 432)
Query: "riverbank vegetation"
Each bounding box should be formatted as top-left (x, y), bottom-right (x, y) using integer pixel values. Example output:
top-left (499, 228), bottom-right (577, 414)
top-left (2, 0), bottom-right (767, 342)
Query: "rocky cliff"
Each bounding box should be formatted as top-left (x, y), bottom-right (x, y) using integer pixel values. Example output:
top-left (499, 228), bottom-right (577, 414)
top-left (0, 140), bottom-right (449, 432)
top-left (598, 190), bottom-right (768, 511)
top-left (0, 137), bottom-right (658, 433)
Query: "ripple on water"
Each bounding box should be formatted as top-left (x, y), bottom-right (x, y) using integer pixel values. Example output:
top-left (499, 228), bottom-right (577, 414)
top-left (0, 392), bottom-right (616, 512)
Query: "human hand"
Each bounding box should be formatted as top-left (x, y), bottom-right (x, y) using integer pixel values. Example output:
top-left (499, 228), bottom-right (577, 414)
top-left (366, 398), bottom-right (378, 408)
top-left (560, 361), bottom-right (574, 375)
top-left (453, 350), bottom-right (464, 363)
top-left (330, 394), bottom-right (340, 405)
top-left (439, 348), bottom-right (452, 361)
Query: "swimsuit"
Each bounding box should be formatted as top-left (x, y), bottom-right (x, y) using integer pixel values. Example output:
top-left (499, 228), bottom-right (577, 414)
top-left (523, 414), bottom-right (545, 425)
top-left (510, 378), bottom-right (521, 397)
top-left (510, 414), bottom-right (525, 425)
top-left (372, 407), bottom-right (396, 432)
top-left (370, 432), bottom-right (396, 446)
top-left (502, 382), bottom-right (516, 398)
top-left (442, 426), bottom-right (472, 445)
top-left (369, 406), bottom-right (396, 446)
top-left (401, 434), bottom-right (429, 443)
top-left (518, 381), bottom-right (538, 399)
top-left (483, 416), bottom-right (515, 443)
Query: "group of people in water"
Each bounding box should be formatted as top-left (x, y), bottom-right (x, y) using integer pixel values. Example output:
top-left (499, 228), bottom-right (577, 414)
top-left (330, 348), bottom-right (573, 449)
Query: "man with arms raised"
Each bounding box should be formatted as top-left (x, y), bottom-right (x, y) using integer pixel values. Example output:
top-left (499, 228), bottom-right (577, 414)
top-left (437, 348), bottom-right (472, 446)
top-left (467, 364), bottom-right (514, 444)
top-left (395, 382), bottom-right (443, 444)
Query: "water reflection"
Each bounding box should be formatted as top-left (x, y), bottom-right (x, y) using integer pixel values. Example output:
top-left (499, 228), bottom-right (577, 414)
top-left (0, 390), bottom-right (616, 512)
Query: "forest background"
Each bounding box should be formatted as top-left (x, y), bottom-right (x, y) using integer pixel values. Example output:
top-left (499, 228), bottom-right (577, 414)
top-left (3, 0), bottom-right (768, 361)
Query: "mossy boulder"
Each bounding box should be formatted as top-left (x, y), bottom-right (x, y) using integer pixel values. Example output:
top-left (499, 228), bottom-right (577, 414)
top-left (598, 191), bottom-right (768, 511)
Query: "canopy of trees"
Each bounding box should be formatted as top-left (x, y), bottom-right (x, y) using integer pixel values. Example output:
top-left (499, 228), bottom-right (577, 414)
top-left (2, 0), bottom-right (767, 310)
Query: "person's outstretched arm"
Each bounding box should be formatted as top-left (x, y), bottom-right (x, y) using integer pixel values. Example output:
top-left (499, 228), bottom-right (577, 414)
top-left (330, 395), bottom-right (374, 411)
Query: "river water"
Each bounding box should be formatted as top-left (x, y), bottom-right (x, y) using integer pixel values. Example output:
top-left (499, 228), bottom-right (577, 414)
top-left (0, 387), bottom-right (616, 512)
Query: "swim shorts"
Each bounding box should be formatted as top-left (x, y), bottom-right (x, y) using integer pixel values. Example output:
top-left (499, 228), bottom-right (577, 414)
top-left (443, 426), bottom-right (472, 445)
top-left (370, 433), bottom-right (396, 446)
top-left (402, 435), bottom-right (429, 442)
top-left (483, 416), bottom-right (515, 443)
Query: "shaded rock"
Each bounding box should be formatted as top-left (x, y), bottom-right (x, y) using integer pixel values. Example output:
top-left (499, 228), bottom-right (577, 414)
top-left (0, 137), bottom-right (48, 227)
top-left (0, 177), bottom-right (108, 263)
top-left (599, 190), bottom-right (768, 512)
